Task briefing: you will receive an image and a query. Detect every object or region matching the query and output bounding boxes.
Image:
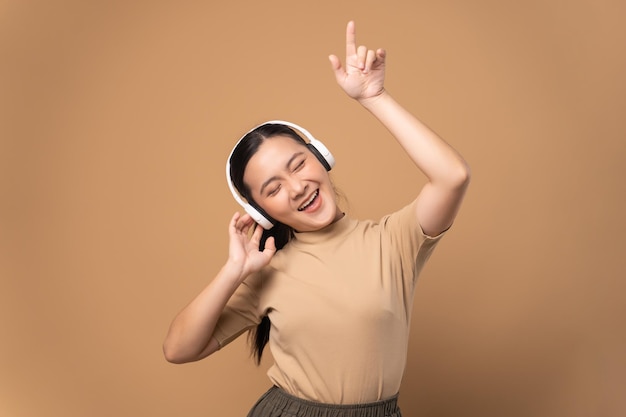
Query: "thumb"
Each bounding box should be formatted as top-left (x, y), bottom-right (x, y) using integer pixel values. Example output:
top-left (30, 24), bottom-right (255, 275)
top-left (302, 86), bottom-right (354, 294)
top-left (262, 236), bottom-right (276, 257)
top-left (328, 54), bottom-right (344, 80)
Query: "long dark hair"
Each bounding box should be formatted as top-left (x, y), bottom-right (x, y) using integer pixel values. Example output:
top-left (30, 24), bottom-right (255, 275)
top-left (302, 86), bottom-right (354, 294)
top-left (229, 123), bottom-right (308, 364)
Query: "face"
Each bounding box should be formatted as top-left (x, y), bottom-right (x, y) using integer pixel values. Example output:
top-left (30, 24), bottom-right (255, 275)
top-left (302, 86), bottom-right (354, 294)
top-left (243, 135), bottom-right (342, 232)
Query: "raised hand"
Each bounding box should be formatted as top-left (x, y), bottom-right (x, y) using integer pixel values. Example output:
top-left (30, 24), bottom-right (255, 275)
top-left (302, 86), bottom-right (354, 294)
top-left (226, 212), bottom-right (276, 281)
top-left (328, 21), bottom-right (386, 102)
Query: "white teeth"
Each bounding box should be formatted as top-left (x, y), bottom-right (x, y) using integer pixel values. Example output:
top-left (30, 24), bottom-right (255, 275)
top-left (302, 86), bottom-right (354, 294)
top-left (298, 190), bottom-right (318, 211)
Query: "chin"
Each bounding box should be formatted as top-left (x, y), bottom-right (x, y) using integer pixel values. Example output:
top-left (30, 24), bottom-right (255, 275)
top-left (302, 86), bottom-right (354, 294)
top-left (300, 210), bottom-right (339, 232)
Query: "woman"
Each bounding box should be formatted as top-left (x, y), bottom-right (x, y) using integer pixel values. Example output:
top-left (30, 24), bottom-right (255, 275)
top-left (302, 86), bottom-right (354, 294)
top-left (163, 21), bottom-right (470, 417)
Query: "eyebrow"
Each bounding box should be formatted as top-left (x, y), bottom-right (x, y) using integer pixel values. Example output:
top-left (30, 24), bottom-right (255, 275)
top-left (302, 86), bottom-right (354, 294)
top-left (259, 152), bottom-right (305, 195)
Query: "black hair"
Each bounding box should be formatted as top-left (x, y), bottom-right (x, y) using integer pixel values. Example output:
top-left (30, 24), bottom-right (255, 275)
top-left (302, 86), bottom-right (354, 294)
top-left (229, 123), bottom-right (308, 364)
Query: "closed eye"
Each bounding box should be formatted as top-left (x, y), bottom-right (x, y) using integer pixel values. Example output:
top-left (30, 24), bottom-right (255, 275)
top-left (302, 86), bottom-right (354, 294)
top-left (259, 152), bottom-right (306, 196)
top-left (293, 159), bottom-right (305, 172)
top-left (267, 184), bottom-right (281, 197)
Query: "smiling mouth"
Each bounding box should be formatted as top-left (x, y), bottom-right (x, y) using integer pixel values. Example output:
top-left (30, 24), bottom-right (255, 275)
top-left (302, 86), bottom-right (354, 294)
top-left (298, 190), bottom-right (319, 211)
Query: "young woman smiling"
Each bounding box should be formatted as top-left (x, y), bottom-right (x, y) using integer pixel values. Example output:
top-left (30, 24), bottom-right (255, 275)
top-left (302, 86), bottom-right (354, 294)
top-left (163, 21), bottom-right (470, 417)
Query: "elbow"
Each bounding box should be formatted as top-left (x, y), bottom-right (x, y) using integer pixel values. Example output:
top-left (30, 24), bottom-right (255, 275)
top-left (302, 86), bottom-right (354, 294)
top-left (163, 344), bottom-right (184, 364)
top-left (450, 159), bottom-right (471, 190)
top-left (163, 336), bottom-right (219, 364)
top-left (162, 340), bottom-right (191, 364)
top-left (460, 161), bottom-right (471, 187)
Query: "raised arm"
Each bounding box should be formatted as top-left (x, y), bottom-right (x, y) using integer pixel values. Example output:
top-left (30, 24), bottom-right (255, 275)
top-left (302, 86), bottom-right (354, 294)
top-left (329, 21), bottom-right (470, 236)
top-left (162, 213), bottom-right (275, 363)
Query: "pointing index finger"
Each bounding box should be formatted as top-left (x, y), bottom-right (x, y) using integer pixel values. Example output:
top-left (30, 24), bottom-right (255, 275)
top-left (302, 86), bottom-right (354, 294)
top-left (346, 20), bottom-right (356, 57)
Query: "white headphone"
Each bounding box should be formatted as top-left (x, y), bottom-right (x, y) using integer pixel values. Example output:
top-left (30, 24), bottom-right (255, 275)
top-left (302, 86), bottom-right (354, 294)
top-left (225, 120), bottom-right (336, 229)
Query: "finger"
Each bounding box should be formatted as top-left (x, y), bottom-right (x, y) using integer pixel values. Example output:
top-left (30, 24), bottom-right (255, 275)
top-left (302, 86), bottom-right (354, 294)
top-left (262, 236), bottom-right (276, 256)
top-left (250, 223), bottom-right (264, 245)
top-left (229, 212), bottom-right (241, 232)
top-left (364, 49), bottom-right (376, 73)
top-left (376, 48), bottom-right (386, 64)
top-left (235, 213), bottom-right (254, 233)
top-left (345, 20), bottom-right (356, 57)
top-left (328, 54), bottom-right (345, 82)
top-left (357, 45), bottom-right (367, 69)
top-left (239, 212), bottom-right (253, 224)
top-left (328, 54), bottom-right (342, 71)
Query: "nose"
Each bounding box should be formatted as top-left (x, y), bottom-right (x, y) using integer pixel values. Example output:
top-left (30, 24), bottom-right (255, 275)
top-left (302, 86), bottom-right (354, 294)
top-left (288, 177), bottom-right (307, 200)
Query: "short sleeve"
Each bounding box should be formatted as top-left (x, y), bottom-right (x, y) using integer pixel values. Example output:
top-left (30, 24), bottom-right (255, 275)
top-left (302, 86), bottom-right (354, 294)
top-left (380, 199), bottom-right (447, 287)
top-left (212, 271), bottom-right (265, 349)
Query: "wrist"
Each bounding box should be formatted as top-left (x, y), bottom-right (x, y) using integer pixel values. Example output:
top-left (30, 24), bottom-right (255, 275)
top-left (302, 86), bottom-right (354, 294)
top-left (221, 260), bottom-right (246, 284)
top-left (357, 89), bottom-right (390, 109)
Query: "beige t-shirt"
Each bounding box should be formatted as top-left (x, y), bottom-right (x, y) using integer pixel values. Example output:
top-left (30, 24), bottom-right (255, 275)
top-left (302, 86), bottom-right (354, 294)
top-left (213, 199), bottom-right (445, 404)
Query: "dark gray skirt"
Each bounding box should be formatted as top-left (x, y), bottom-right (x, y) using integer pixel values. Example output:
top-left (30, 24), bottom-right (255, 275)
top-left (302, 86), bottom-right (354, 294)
top-left (247, 386), bottom-right (402, 417)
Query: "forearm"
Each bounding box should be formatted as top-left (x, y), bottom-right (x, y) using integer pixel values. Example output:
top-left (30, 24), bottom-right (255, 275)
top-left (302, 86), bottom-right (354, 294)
top-left (359, 91), bottom-right (470, 186)
top-left (163, 263), bottom-right (242, 364)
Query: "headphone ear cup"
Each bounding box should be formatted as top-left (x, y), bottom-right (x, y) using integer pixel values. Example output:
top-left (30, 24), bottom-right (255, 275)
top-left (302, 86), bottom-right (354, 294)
top-left (243, 203), bottom-right (275, 230)
top-left (307, 139), bottom-right (335, 171)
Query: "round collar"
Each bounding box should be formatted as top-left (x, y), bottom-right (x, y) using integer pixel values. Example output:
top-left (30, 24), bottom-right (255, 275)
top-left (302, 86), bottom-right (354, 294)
top-left (292, 213), bottom-right (355, 245)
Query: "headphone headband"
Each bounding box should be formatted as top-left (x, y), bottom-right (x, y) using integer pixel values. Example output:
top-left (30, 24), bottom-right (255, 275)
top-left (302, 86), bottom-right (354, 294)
top-left (225, 120), bottom-right (335, 229)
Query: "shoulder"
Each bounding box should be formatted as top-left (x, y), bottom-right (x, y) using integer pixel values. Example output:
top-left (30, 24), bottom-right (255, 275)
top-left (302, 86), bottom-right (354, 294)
top-left (379, 199), bottom-right (420, 232)
top-left (374, 199), bottom-right (447, 258)
top-left (381, 198), bottom-right (448, 239)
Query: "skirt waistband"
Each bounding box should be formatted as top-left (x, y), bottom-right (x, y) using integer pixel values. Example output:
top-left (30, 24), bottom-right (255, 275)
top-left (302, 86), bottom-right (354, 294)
top-left (247, 386), bottom-right (401, 417)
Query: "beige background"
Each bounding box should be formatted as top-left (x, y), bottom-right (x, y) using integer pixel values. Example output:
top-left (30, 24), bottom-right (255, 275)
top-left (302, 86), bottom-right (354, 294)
top-left (1, 1), bottom-right (625, 416)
